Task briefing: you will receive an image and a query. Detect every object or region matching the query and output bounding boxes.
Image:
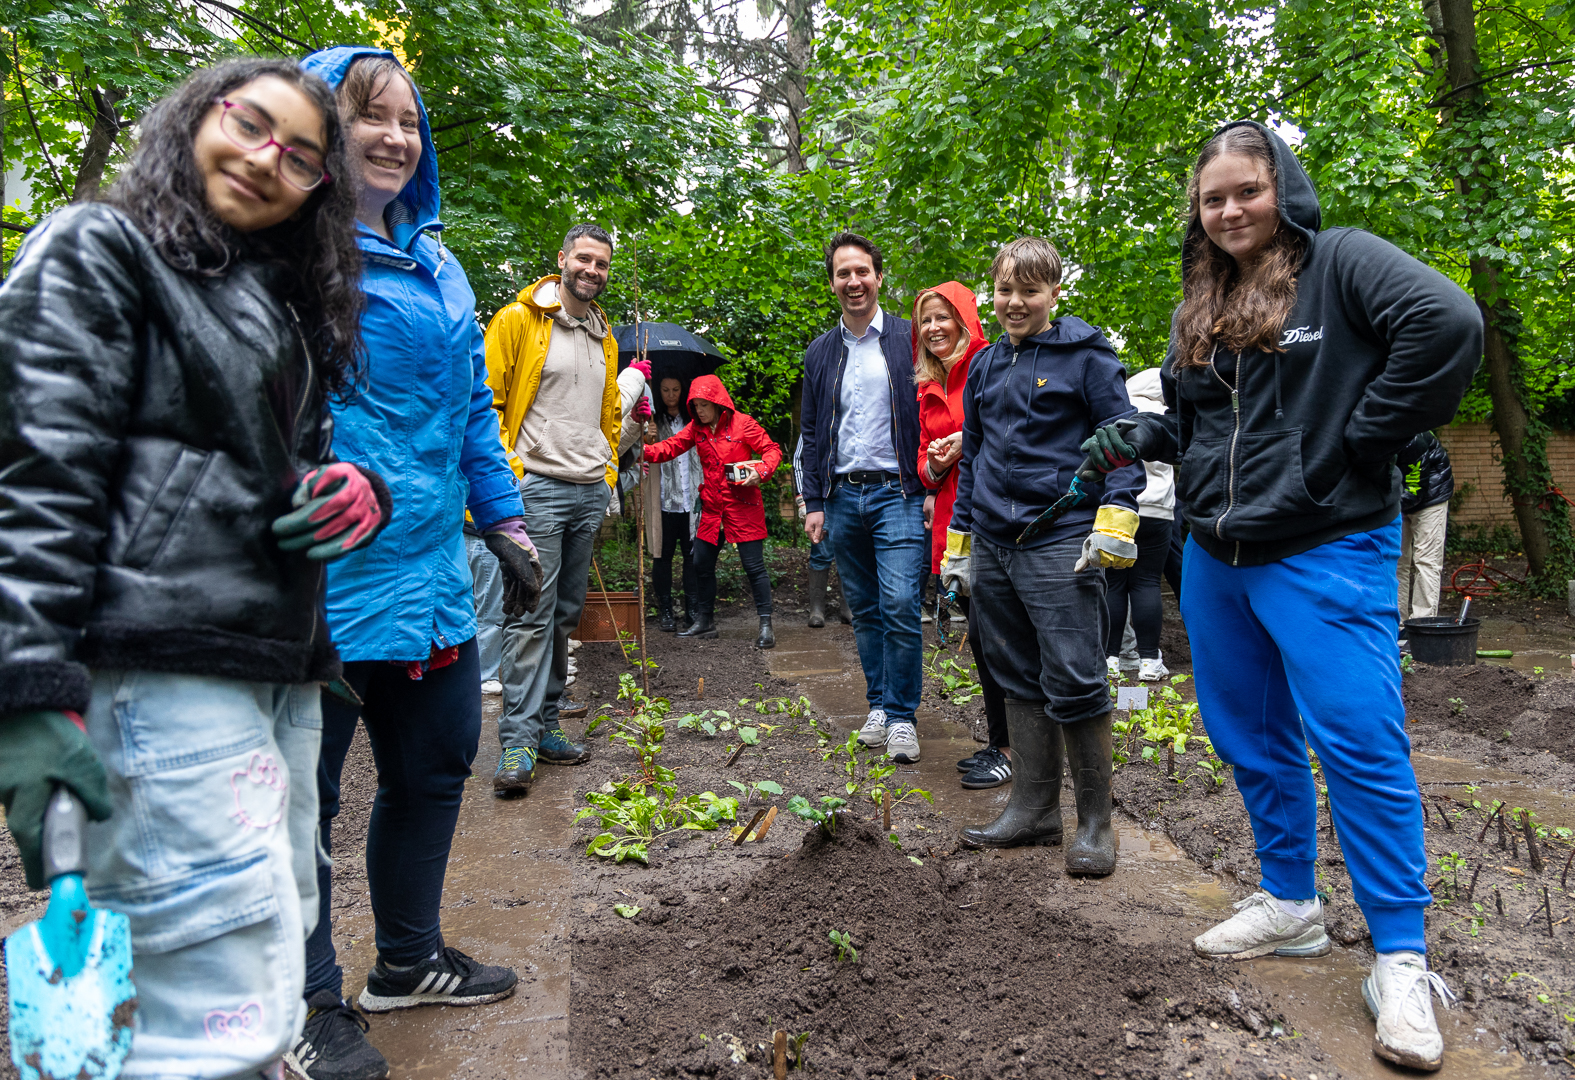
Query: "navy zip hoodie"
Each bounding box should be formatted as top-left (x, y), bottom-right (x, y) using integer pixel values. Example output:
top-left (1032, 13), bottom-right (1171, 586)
top-left (952, 315), bottom-right (1144, 549)
top-left (1133, 121), bottom-right (1482, 567)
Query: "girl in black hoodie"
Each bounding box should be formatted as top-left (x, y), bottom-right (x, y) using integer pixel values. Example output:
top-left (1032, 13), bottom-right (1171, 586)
top-left (1086, 121), bottom-right (1479, 1073)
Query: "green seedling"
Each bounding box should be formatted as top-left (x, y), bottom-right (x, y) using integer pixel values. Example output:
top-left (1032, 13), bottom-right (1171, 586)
top-left (615, 628), bottom-right (659, 670)
top-left (587, 673), bottom-right (675, 784)
top-left (829, 929), bottom-right (858, 964)
top-left (928, 655), bottom-right (983, 704)
top-left (675, 708), bottom-right (733, 737)
top-left (727, 779), bottom-right (784, 804)
top-left (1436, 851), bottom-right (1467, 903)
top-left (614, 904), bottom-right (641, 918)
top-left (786, 794), bottom-right (847, 839)
top-left (576, 780), bottom-right (739, 864)
top-left (821, 730), bottom-right (899, 800)
top-left (1448, 696), bottom-right (1466, 716)
top-left (1400, 653), bottom-right (1416, 674)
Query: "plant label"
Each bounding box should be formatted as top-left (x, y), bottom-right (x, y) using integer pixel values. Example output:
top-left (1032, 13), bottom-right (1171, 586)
top-left (1116, 687), bottom-right (1149, 711)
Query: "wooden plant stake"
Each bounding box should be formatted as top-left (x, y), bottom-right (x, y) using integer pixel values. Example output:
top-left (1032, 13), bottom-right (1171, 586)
top-left (698, 676), bottom-right (705, 700)
top-left (1495, 887), bottom-right (1505, 916)
top-left (726, 741), bottom-right (747, 767)
top-left (1545, 885), bottom-right (1555, 937)
top-left (590, 557), bottom-right (623, 661)
top-left (734, 807), bottom-right (768, 845)
top-left (1420, 797), bottom-right (1431, 826)
top-left (1498, 806), bottom-right (1508, 850)
top-left (1512, 832), bottom-right (1520, 862)
top-left (1464, 863), bottom-right (1482, 904)
top-left (773, 1030), bottom-right (788, 1080)
top-left (1433, 796), bottom-right (1454, 831)
top-left (1476, 801), bottom-right (1502, 843)
top-left (1521, 811), bottom-right (1545, 873)
top-left (753, 805), bottom-right (779, 843)
top-left (1561, 845), bottom-right (1575, 891)
top-left (882, 790), bottom-right (892, 832)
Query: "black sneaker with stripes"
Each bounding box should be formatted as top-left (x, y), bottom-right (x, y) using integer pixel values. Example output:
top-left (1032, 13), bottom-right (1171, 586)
top-left (357, 946), bottom-right (518, 1012)
top-left (959, 746), bottom-right (1013, 790)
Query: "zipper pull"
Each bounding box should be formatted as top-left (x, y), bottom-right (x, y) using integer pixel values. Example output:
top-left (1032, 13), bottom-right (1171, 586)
top-left (1231, 389), bottom-right (1239, 414)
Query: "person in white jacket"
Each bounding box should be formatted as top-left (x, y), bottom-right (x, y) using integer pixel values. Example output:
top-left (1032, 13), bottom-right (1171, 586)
top-left (1105, 367), bottom-right (1175, 681)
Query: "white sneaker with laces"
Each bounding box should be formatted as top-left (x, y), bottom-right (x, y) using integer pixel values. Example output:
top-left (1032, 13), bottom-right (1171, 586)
top-left (1192, 891), bottom-right (1332, 960)
top-left (856, 709), bottom-right (888, 747)
top-left (481, 679), bottom-right (503, 695)
top-left (1138, 655), bottom-right (1169, 681)
top-left (1363, 951), bottom-right (1453, 1071)
top-left (885, 722), bottom-right (921, 763)
top-left (1106, 656), bottom-right (1121, 679)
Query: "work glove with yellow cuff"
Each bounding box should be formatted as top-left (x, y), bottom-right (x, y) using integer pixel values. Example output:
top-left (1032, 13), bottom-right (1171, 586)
top-left (1073, 506), bottom-right (1139, 572)
top-left (940, 529), bottom-right (971, 598)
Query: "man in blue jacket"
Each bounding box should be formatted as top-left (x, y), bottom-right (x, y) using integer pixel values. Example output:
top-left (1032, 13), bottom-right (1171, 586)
top-left (800, 233), bottom-right (924, 762)
top-left (945, 237), bottom-right (1145, 871)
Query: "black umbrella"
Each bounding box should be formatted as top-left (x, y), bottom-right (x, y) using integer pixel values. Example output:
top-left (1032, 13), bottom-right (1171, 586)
top-left (612, 321), bottom-right (727, 386)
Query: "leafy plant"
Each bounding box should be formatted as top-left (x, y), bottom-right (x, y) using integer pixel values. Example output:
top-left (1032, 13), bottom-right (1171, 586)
top-left (614, 904), bottom-right (642, 918)
top-left (675, 708), bottom-right (734, 737)
top-left (576, 780), bottom-right (739, 864)
top-left (828, 929), bottom-right (858, 964)
top-left (820, 730), bottom-right (905, 801)
top-left (1448, 696), bottom-right (1467, 716)
top-left (786, 794), bottom-right (847, 839)
top-left (927, 653), bottom-right (983, 704)
top-left (587, 673), bottom-right (672, 786)
top-left (727, 779), bottom-right (784, 804)
top-left (616, 629), bottom-right (659, 671)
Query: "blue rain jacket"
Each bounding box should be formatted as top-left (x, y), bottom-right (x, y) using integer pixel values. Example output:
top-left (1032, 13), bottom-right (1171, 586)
top-left (301, 46), bottom-right (523, 662)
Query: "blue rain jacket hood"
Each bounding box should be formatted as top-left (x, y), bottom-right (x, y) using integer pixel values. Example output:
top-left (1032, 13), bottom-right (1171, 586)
top-left (302, 46), bottom-right (523, 662)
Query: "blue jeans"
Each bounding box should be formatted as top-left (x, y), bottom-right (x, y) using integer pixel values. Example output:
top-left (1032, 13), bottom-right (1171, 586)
top-left (498, 474), bottom-right (610, 749)
top-left (808, 531), bottom-right (834, 572)
top-left (305, 639), bottom-right (481, 996)
top-left (970, 535), bottom-right (1110, 724)
top-left (83, 672), bottom-right (321, 1079)
top-left (1182, 521), bottom-right (1429, 953)
top-left (465, 532), bottom-right (504, 683)
top-left (824, 478), bottom-right (926, 723)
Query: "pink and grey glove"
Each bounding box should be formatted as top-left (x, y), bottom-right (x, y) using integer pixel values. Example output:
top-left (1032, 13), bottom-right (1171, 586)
top-left (272, 463), bottom-right (388, 560)
top-left (484, 518), bottom-right (544, 617)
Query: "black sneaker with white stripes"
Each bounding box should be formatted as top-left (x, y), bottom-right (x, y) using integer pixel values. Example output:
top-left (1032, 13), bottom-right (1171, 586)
top-left (357, 946), bottom-right (518, 1012)
top-left (285, 990), bottom-right (388, 1080)
top-left (960, 746), bottom-right (1013, 790)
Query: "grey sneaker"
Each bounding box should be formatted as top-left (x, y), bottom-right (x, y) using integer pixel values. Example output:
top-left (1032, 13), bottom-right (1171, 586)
top-left (1192, 891), bottom-right (1331, 960)
top-left (886, 722), bottom-right (920, 764)
top-left (1363, 952), bottom-right (1454, 1071)
top-left (856, 709), bottom-right (888, 747)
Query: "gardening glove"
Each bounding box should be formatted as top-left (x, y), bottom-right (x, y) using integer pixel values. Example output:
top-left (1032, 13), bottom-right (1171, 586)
top-left (1074, 505), bottom-right (1140, 572)
top-left (484, 517), bottom-right (544, 617)
top-left (0, 711), bottom-right (114, 890)
top-left (273, 463), bottom-right (386, 560)
top-left (940, 529), bottom-right (971, 598)
top-left (632, 395), bottom-right (653, 423)
top-left (628, 358), bottom-right (652, 381)
top-left (1079, 417), bottom-right (1151, 473)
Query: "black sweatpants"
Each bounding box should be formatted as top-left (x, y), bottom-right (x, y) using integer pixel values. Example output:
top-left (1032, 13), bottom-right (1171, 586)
top-left (652, 510), bottom-right (696, 612)
top-left (692, 529), bottom-right (772, 616)
top-left (958, 595), bottom-right (1010, 749)
top-left (1105, 516), bottom-right (1172, 659)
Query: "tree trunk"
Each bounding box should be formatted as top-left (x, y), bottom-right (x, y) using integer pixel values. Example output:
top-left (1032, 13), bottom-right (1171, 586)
top-left (778, 0), bottom-right (813, 172)
top-left (72, 81), bottom-right (123, 203)
top-left (1429, 0), bottom-right (1554, 577)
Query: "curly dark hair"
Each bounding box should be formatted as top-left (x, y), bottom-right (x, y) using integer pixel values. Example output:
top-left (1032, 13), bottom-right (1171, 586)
top-left (103, 58), bottom-right (365, 398)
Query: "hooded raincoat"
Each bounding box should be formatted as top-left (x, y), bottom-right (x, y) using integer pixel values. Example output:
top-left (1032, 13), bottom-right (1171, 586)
top-left (300, 47), bottom-right (523, 662)
top-left (643, 375), bottom-right (782, 545)
top-left (913, 282), bottom-right (990, 574)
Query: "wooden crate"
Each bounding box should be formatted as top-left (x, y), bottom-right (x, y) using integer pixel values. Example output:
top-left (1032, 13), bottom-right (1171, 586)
top-left (575, 591), bottom-right (644, 643)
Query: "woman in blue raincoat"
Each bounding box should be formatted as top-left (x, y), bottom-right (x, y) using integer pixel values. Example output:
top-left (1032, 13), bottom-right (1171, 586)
top-left (289, 47), bottom-right (542, 1080)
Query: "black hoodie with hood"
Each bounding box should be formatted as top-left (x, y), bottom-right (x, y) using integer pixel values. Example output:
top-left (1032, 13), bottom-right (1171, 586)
top-left (1132, 121), bottom-right (1482, 567)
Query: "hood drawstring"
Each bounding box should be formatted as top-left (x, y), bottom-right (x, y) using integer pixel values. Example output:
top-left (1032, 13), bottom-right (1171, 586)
top-left (1272, 353), bottom-right (1285, 421)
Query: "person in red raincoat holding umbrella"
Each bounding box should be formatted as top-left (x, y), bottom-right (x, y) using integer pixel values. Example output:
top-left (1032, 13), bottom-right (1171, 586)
top-left (914, 282), bottom-right (1012, 791)
top-left (644, 374), bottom-right (783, 647)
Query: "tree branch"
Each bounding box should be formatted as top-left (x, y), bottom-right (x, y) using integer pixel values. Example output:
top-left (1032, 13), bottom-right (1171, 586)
top-left (1426, 56), bottom-right (1573, 107)
top-left (12, 46), bottom-right (70, 202)
top-left (191, 0), bottom-right (312, 50)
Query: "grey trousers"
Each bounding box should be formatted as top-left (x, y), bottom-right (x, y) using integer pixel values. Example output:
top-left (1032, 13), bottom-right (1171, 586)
top-left (497, 473), bottom-right (610, 749)
top-left (465, 532), bottom-right (505, 683)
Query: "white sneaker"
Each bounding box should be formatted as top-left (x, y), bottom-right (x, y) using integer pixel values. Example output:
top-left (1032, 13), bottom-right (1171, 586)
top-left (1192, 891), bottom-right (1332, 960)
top-left (856, 709), bottom-right (888, 747)
top-left (481, 679), bottom-right (503, 695)
top-left (566, 659), bottom-right (578, 673)
top-left (1138, 655), bottom-right (1169, 681)
top-left (564, 674), bottom-right (576, 687)
top-left (1363, 952), bottom-right (1454, 1071)
top-left (920, 609), bottom-right (934, 624)
top-left (886, 722), bottom-right (921, 764)
top-left (567, 638), bottom-right (582, 654)
top-left (1106, 656), bottom-right (1121, 679)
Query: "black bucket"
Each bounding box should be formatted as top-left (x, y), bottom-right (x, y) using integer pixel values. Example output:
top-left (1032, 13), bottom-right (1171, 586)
top-left (1404, 617), bottom-right (1480, 666)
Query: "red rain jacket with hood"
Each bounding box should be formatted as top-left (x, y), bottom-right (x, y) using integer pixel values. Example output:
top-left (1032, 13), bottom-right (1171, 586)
top-left (914, 282), bottom-right (990, 573)
top-left (644, 374), bottom-right (782, 545)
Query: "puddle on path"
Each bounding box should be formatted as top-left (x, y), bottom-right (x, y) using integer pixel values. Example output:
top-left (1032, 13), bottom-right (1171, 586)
top-left (1415, 753), bottom-right (1575, 829)
top-left (328, 702), bottom-right (573, 1079)
top-left (769, 622), bottom-right (1546, 1080)
top-left (1473, 618), bottom-right (1572, 676)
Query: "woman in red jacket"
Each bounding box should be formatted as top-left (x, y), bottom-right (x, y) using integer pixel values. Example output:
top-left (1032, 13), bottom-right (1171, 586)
top-left (645, 374), bottom-right (782, 648)
top-left (915, 283), bottom-right (1011, 789)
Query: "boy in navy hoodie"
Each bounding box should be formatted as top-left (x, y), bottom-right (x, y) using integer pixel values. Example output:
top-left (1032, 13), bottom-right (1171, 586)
top-left (944, 237), bottom-right (1144, 871)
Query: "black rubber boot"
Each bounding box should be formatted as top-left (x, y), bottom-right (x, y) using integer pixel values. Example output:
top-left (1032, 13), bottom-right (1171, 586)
top-left (959, 699), bottom-right (1063, 849)
top-left (833, 573), bottom-right (852, 624)
top-left (658, 600), bottom-right (677, 633)
top-left (755, 615), bottom-right (775, 649)
top-left (1063, 711), bottom-right (1117, 875)
top-left (806, 568), bottom-right (829, 628)
top-left (678, 608), bottom-right (718, 639)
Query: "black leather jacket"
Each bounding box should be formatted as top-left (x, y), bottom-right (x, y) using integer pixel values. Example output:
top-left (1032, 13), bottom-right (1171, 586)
top-left (0, 204), bottom-right (382, 717)
top-left (1397, 431), bottom-right (1453, 514)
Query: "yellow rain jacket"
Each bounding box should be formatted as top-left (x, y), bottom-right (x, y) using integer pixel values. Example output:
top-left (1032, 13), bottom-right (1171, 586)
top-left (484, 274), bottom-right (621, 489)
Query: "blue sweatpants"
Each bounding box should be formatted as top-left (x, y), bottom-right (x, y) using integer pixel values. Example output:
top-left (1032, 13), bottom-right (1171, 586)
top-left (1181, 520), bottom-right (1429, 953)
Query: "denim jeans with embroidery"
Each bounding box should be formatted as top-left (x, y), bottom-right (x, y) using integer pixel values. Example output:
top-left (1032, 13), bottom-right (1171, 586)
top-left (82, 671), bottom-right (321, 1079)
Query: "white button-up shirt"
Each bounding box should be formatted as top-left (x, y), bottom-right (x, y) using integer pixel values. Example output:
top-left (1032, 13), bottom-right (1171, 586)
top-left (833, 308), bottom-right (899, 474)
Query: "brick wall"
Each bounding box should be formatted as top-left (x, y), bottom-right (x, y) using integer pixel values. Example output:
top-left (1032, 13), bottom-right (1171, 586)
top-left (1436, 423), bottom-right (1575, 530)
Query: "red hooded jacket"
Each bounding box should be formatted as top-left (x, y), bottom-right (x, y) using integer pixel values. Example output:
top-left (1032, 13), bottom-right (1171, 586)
top-left (914, 282), bottom-right (990, 573)
top-left (644, 374), bottom-right (782, 545)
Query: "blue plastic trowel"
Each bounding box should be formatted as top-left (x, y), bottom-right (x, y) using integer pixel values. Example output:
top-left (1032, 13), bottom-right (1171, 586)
top-left (6, 787), bottom-right (137, 1080)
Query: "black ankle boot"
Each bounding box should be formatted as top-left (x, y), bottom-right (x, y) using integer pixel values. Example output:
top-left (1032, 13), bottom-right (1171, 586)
top-left (755, 615), bottom-right (775, 649)
top-left (658, 601), bottom-right (677, 633)
top-left (806, 568), bottom-right (829, 628)
top-left (678, 610), bottom-right (718, 639)
top-left (959, 699), bottom-right (1063, 848)
top-left (1062, 711), bottom-right (1116, 875)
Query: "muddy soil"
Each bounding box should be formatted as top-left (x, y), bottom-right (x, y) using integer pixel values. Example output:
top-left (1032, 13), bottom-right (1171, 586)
top-left (1117, 661), bottom-right (1575, 1073)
